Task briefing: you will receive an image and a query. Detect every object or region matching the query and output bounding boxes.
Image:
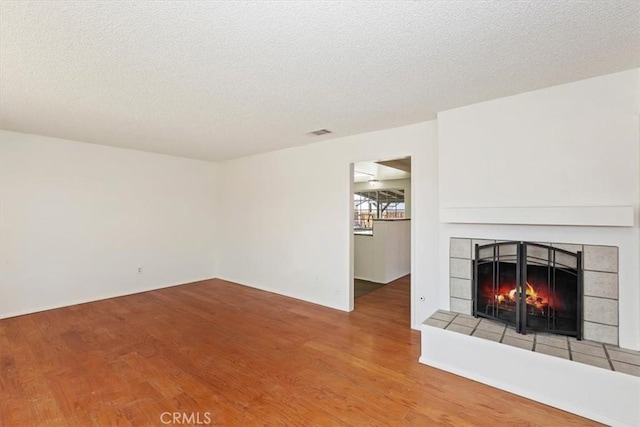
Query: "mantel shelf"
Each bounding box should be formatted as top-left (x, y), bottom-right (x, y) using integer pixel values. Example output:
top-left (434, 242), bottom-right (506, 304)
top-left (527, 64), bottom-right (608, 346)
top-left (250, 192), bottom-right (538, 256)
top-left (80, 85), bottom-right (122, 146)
top-left (440, 206), bottom-right (634, 227)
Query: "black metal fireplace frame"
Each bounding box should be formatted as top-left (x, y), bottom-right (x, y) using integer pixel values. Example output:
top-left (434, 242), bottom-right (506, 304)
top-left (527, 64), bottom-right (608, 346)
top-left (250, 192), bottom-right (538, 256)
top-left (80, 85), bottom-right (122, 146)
top-left (473, 241), bottom-right (583, 339)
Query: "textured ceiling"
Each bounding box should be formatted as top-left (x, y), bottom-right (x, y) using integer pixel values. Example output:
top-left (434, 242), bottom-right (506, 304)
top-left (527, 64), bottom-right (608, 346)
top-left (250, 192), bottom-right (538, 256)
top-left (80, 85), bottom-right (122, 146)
top-left (354, 160), bottom-right (411, 183)
top-left (1, 1), bottom-right (639, 161)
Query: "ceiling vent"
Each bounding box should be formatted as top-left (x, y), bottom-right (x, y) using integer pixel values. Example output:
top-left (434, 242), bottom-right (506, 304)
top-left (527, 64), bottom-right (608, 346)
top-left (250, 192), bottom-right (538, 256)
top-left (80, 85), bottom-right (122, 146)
top-left (307, 129), bottom-right (332, 136)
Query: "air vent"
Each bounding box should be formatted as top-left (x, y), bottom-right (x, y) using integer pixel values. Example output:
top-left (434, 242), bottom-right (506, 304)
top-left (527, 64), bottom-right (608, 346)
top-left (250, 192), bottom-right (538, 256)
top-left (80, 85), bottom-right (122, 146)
top-left (307, 129), bottom-right (332, 136)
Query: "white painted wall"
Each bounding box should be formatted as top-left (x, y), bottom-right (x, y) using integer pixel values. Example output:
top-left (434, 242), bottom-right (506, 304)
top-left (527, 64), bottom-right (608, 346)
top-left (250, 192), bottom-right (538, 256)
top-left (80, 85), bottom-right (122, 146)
top-left (437, 69), bottom-right (640, 349)
top-left (439, 69), bottom-right (639, 212)
top-left (0, 131), bottom-right (218, 318)
top-left (217, 122), bottom-right (439, 328)
top-left (353, 234), bottom-right (374, 281)
top-left (354, 178), bottom-right (411, 218)
top-left (374, 220), bottom-right (411, 284)
top-left (354, 220), bottom-right (411, 284)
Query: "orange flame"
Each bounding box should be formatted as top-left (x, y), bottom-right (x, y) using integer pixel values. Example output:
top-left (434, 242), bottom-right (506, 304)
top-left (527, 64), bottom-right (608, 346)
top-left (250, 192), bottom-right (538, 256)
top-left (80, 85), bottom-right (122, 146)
top-left (495, 282), bottom-right (548, 313)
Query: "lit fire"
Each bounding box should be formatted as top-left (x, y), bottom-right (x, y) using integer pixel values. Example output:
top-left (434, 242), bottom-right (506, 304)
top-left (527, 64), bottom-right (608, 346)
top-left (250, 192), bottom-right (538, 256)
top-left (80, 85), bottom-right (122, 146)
top-left (495, 282), bottom-right (548, 313)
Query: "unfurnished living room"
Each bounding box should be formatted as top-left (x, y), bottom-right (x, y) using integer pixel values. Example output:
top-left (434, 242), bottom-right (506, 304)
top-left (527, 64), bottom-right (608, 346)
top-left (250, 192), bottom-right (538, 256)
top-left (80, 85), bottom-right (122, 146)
top-left (1, 1), bottom-right (639, 426)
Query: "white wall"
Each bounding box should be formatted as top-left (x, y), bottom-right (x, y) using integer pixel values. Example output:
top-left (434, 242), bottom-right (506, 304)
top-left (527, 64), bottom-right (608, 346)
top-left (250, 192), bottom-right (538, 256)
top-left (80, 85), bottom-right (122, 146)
top-left (439, 69), bottom-right (639, 211)
top-left (354, 220), bottom-right (411, 284)
top-left (374, 220), bottom-right (411, 284)
top-left (0, 131), bottom-right (219, 318)
top-left (353, 234), bottom-right (374, 281)
top-left (217, 122), bottom-right (439, 328)
top-left (437, 69), bottom-right (640, 349)
top-left (354, 178), bottom-right (411, 217)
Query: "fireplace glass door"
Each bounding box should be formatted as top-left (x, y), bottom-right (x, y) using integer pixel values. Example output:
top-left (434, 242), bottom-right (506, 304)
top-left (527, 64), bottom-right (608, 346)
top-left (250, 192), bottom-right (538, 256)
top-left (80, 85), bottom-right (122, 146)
top-left (473, 242), bottom-right (583, 338)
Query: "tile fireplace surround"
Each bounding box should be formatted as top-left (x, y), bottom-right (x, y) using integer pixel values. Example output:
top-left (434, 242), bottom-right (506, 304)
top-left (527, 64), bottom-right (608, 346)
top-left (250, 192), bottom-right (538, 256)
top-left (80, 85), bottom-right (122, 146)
top-left (420, 236), bottom-right (639, 427)
top-left (448, 237), bottom-right (619, 345)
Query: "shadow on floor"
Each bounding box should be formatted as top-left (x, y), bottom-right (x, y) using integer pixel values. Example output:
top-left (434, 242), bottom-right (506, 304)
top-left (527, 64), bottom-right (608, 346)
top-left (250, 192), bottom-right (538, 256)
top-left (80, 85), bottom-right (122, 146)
top-left (354, 279), bottom-right (385, 298)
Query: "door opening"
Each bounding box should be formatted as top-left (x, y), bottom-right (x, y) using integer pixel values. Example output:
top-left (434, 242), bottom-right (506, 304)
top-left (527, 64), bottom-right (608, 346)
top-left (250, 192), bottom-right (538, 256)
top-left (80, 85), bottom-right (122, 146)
top-left (350, 157), bottom-right (412, 324)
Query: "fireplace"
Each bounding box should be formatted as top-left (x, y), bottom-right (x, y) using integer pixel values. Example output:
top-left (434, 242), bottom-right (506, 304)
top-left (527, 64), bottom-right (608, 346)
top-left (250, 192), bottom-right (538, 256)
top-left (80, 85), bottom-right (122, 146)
top-left (473, 241), bottom-right (583, 338)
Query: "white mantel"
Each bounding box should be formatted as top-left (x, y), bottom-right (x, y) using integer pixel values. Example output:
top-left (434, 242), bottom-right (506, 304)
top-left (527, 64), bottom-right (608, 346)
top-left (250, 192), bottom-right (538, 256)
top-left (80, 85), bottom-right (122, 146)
top-left (440, 206), bottom-right (635, 227)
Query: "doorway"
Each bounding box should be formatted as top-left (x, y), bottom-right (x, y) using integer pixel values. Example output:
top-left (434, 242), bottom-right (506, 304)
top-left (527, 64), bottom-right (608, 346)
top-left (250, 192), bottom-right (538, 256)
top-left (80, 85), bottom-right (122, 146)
top-left (350, 157), bottom-right (412, 320)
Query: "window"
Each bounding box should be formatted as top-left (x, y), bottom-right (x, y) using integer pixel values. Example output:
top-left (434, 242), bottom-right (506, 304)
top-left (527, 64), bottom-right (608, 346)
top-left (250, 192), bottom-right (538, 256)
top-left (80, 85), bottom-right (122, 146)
top-left (354, 189), bottom-right (405, 234)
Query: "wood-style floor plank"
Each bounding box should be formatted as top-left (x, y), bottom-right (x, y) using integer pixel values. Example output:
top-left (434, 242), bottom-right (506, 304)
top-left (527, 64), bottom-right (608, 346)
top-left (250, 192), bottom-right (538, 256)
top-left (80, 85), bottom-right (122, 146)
top-left (0, 276), bottom-right (600, 426)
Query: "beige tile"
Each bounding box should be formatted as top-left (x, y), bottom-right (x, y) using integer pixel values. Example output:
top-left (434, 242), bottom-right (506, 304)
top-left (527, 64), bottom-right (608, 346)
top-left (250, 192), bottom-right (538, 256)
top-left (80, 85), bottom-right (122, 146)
top-left (424, 318), bottom-right (449, 328)
top-left (471, 240), bottom-right (495, 259)
top-left (605, 345), bottom-right (640, 356)
top-left (450, 298), bottom-right (472, 315)
top-left (431, 312), bottom-right (456, 322)
top-left (451, 316), bottom-right (479, 328)
top-left (502, 336), bottom-right (533, 350)
top-left (583, 271), bottom-right (618, 299)
top-left (446, 323), bottom-right (473, 335)
top-left (583, 297), bottom-right (618, 326)
top-left (527, 244), bottom-right (550, 262)
top-left (571, 352), bottom-right (611, 370)
top-left (476, 319), bottom-right (506, 334)
top-left (472, 239), bottom-right (495, 247)
top-left (450, 278), bottom-right (472, 300)
top-left (569, 341), bottom-right (607, 358)
top-left (583, 322), bottom-right (618, 346)
top-left (450, 258), bottom-right (471, 279)
top-left (450, 238), bottom-right (471, 259)
top-left (472, 329), bottom-right (502, 342)
top-left (568, 337), bottom-right (602, 347)
top-left (497, 243), bottom-right (517, 257)
top-left (607, 349), bottom-right (640, 366)
top-left (536, 333), bottom-right (568, 349)
top-left (580, 339), bottom-right (605, 347)
top-left (535, 343), bottom-right (570, 359)
top-left (612, 361), bottom-right (640, 377)
top-left (453, 313), bottom-right (476, 320)
top-left (478, 245), bottom-right (496, 261)
top-left (583, 245), bottom-right (618, 273)
top-left (504, 327), bottom-right (534, 341)
top-left (551, 243), bottom-right (583, 254)
top-left (554, 251), bottom-right (578, 269)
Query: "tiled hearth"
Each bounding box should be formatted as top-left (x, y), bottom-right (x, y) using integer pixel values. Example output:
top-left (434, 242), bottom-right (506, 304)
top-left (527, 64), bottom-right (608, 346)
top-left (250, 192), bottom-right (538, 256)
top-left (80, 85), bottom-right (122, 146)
top-left (425, 310), bottom-right (640, 378)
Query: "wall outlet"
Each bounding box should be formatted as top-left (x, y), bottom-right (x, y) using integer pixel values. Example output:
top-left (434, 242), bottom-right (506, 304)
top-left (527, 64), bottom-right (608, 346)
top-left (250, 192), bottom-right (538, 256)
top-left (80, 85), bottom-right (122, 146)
top-left (137, 266), bottom-right (143, 274)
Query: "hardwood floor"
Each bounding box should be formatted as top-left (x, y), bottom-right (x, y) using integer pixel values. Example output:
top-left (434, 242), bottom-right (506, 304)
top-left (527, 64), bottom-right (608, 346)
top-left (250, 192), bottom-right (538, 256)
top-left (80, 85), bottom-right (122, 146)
top-left (353, 278), bottom-right (385, 298)
top-left (0, 276), bottom-right (600, 426)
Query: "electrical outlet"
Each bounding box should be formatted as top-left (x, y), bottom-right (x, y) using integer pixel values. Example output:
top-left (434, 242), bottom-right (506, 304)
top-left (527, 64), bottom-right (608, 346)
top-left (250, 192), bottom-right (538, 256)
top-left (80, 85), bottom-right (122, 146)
top-left (137, 266), bottom-right (143, 274)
